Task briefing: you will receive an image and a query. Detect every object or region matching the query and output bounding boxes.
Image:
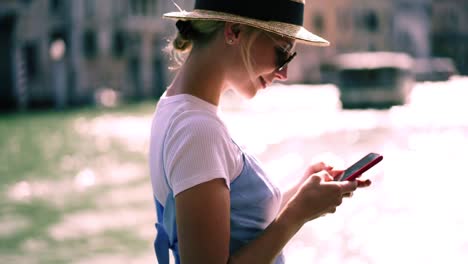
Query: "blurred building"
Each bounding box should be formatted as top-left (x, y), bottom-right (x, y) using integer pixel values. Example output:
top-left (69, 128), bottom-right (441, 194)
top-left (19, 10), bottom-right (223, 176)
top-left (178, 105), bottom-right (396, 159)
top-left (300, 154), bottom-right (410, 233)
top-left (431, 0), bottom-right (468, 75)
top-left (0, 0), bottom-right (173, 111)
top-left (76, 0), bottom-right (174, 104)
top-left (0, 0), bottom-right (20, 110)
top-left (293, 0), bottom-right (432, 84)
top-left (2, 0), bottom-right (467, 111)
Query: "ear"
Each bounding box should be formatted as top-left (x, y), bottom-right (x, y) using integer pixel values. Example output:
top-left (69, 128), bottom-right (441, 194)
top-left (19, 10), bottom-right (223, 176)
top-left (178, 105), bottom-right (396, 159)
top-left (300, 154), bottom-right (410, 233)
top-left (224, 22), bottom-right (241, 45)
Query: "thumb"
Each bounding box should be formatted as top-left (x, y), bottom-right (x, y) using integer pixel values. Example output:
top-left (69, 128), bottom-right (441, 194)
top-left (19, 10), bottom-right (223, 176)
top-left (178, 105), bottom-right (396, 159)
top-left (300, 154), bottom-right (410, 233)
top-left (315, 170), bottom-right (333, 182)
top-left (305, 162), bottom-right (328, 176)
top-left (310, 174), bottom-right (323, 184)
top-left (336, 180), bottom-right (358, 193)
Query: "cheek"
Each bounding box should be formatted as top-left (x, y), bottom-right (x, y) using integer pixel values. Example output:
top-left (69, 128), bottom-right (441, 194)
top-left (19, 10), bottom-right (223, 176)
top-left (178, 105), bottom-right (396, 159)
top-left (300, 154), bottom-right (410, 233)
top-left (255, 55), bottom-right (274, 72)
top-left (250, 45), bottom-right (275, 73)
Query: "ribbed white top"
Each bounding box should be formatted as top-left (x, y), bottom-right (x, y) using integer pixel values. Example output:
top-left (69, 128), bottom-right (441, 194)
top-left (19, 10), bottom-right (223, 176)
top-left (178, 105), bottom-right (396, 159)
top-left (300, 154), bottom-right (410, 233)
top-left (149, 93), bottom-right (243, 204)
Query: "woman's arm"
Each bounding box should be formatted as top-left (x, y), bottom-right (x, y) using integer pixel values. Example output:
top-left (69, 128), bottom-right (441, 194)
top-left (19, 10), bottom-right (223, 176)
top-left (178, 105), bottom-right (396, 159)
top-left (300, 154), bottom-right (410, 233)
top-left (175, 178), bottom-right (231, 263)
top-left (176, 178), bottom-right (302, 264)
top-left (176, 172), bottom-right (358, 264)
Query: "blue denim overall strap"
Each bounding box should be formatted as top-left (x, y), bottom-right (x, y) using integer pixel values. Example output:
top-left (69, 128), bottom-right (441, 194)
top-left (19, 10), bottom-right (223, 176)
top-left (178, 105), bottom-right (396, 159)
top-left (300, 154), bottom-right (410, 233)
top-left (154, 194), bottom-right (180, 264)
top-left (229, 152), bottom-right (285, 263)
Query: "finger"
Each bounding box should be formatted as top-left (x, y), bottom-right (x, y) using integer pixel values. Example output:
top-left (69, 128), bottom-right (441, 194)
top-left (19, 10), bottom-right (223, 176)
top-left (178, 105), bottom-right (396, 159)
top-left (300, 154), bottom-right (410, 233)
top-left (343, 192), bottom-right (354, 198)
top-left (315, 170), bottom-right (334, 182)
top-left (357, 179), bottom-right (372, 188)
top-left (305, 162), bottom-right (328, 175)
top-left (337, 180), bottom-right (358, 193)
top-left (310, 174), bottom-right (323, 184)
top-left (330, 170), bottom-right (344, 181)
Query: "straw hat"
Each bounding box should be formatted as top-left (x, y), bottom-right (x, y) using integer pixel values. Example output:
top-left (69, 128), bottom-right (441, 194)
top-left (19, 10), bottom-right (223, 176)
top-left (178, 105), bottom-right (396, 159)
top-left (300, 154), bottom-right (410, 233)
top-left (163, 0), bottom-right (330, 46)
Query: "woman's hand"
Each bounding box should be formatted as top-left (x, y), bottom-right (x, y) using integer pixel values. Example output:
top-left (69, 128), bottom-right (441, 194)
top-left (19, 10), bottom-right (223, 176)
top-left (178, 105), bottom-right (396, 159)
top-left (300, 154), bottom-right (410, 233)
top-left (283, 162), bottom-right (372, 225)
top-left (280, 161), bottom-right (372, 211)
top-left (286, 170), bottom-right (355, 223)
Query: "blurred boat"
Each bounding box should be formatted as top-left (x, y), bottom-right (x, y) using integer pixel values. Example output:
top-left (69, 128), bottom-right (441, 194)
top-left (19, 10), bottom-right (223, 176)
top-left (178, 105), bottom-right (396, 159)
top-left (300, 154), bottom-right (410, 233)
top-left (413, 57), bottom-right (458, 82)
top-left (330, 52), bottom-right (415, 109)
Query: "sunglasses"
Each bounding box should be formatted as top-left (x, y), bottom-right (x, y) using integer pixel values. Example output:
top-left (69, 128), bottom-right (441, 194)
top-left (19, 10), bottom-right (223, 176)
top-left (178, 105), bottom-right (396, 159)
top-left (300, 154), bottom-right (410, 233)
top-left (264, 32), bottom-right (297, 72)
top-left (275, 47), bottom-right (297, 72)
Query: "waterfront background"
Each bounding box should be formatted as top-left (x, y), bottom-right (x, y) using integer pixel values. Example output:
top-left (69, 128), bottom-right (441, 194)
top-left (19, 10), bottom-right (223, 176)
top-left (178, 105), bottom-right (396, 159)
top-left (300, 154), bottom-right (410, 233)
top-left (1, 0), bottom-right (467, 110)
top-left (1, 77), bottom-right (468, 263)
top-left (2, 0), bottom-right (468, 263)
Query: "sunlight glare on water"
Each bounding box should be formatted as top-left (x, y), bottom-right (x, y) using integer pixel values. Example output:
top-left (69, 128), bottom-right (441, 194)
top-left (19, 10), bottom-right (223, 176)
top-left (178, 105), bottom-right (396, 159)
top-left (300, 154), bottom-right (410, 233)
top-left (74, 168), bottom-right (96, 191)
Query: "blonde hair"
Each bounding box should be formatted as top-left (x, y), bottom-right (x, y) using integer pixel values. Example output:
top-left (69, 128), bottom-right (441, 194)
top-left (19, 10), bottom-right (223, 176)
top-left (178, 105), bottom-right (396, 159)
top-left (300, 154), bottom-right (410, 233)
top-left (166, 20), bottom-right (224, 67)
top-left (239, 28), bottom-right (261, 85)
top-left (166, 20), bottom-right (262, 84)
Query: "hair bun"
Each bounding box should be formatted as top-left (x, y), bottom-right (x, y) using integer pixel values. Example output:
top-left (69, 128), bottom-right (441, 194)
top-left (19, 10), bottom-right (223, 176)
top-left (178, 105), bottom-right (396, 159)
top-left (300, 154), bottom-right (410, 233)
top-left (176, 20), bottom-right (198, 39)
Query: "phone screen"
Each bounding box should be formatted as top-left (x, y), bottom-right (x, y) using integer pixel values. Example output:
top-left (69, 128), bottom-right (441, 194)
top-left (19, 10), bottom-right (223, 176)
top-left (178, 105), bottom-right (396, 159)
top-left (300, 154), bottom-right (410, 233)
top-left (339, 153), bottom-right (383, 181)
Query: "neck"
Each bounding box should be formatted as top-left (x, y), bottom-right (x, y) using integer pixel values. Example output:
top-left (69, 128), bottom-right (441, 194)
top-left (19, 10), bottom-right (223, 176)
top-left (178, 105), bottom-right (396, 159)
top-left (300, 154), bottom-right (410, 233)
top-left (166, 44), bottom-right (227, 106)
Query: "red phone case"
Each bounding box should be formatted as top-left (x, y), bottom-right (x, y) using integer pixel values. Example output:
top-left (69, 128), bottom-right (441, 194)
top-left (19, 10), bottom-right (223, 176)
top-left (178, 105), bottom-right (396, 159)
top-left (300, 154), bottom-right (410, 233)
top-left (339, 153), bottom-right (383, 181)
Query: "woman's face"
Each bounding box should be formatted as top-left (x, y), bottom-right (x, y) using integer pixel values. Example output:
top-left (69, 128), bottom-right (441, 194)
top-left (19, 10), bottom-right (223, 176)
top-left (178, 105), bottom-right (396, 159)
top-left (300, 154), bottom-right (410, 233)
top-left (228, 30), bottom-right (296, 98)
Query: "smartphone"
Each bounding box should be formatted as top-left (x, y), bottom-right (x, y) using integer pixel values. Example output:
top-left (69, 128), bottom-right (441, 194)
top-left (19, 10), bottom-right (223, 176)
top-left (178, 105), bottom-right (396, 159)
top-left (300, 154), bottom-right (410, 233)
top-left (338, 152), bottom-right (383, 181)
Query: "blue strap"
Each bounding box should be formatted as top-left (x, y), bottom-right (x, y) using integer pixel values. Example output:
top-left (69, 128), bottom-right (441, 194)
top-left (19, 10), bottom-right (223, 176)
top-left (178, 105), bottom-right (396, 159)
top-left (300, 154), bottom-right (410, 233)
top-left (155, 202), bottom-right (170, 264)
top-left (155, 199), bottom-right (180, 264)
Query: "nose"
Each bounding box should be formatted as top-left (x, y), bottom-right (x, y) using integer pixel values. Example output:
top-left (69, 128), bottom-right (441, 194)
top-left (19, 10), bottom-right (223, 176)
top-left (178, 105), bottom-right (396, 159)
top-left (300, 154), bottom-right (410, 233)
top-left (275, 65), bottom-right (288, 80)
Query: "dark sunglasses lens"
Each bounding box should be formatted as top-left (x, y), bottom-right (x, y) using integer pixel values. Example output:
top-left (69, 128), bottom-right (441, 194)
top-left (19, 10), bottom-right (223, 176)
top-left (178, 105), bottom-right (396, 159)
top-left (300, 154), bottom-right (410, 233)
top-left (277, 50), bottom-right (297, 71)
top-left (275, 48), bottom-right (287, 69)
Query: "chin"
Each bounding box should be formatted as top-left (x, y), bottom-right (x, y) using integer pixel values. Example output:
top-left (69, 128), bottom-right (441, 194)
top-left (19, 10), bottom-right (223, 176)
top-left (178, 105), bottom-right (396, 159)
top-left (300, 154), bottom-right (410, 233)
top-left (232, 82), bottom-right (260, 99)
top-left (246, 84), bottom-right (262, 98)
top-left (237, 89), bottom-right (257, 99)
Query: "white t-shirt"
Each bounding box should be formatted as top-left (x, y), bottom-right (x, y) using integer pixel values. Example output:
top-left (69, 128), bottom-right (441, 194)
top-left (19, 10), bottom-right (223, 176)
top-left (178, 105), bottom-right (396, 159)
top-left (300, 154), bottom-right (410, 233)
top-left (149, 94), bottom-right (244, 205)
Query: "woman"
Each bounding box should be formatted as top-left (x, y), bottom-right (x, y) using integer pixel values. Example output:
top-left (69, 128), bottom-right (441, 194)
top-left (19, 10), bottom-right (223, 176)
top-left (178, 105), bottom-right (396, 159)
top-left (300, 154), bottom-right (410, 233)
top-left (149, 0), bottom-right (372, 263)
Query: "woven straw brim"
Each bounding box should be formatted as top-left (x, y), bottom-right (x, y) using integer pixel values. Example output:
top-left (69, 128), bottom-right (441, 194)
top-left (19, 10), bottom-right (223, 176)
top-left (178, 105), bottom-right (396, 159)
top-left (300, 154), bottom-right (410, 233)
top-left (163, 10), bottom-right (330, 47)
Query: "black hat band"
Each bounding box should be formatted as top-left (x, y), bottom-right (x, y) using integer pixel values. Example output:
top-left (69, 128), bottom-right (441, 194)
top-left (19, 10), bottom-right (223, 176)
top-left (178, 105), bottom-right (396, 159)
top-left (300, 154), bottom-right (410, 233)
top-left (194, 0), bottom-right (304, 26)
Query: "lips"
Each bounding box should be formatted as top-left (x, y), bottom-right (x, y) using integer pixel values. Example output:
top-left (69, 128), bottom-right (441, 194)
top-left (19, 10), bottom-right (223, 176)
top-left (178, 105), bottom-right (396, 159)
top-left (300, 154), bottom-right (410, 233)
top-left (259, 76), bottom-right (268, 88)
